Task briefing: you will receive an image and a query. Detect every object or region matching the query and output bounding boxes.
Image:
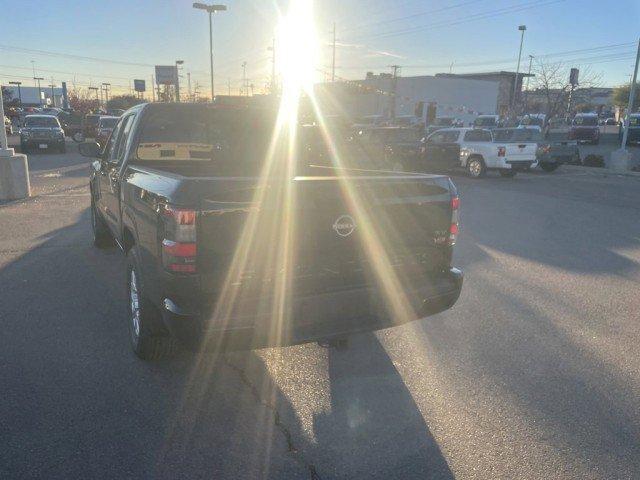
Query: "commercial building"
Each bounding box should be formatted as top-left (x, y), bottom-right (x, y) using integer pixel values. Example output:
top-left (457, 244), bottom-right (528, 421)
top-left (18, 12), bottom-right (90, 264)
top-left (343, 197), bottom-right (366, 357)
top-left (2, 85), bottom-right (64, 107)
top-left (314, 73), bottom-right (500, 125)
top-left (435, 71), bottom-right (534, 116)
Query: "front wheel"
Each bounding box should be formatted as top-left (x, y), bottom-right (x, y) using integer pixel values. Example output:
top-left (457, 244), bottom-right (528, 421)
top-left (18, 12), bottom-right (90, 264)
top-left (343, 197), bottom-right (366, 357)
top-left (540, 162), bottom-right (559, 172)
top-left (499, 169), bottom-right (517, 178)
top-left (127, 249), bottom-right (177, 361)
top-left (466, 157), bottom-right (486, 178)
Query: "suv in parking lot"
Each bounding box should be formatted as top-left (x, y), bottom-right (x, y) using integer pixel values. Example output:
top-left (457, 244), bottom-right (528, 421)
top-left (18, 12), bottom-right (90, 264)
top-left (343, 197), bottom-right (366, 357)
top-left (19, 115), bottom-right (66, 153)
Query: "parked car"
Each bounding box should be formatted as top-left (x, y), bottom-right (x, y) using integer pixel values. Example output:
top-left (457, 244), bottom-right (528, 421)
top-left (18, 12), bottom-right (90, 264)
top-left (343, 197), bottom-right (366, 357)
top-left (569, 113), bottom-right (599, 144)
top-left (619, 113), bottom-right (640, 145)
top-left (58, 110), bottom-right (84, 140)
top-left (78, 102), bottom-right (463, 360)
top-left (494, 127), bottom-right (579, 172)
top-left (82, 113), bottom-right (102, 139)
top-left (352, 126), bottom-right (423, 171)
top-left (520, 113), bottom-right (546, 129)
top-left (472, 115), bottom-right (500, 129)
top-left (19, 115), bottom-right (66, 153)
top-left (422, 127), bottom-right (537, 178)
top-left (96, 116), bottom-right (120, 146)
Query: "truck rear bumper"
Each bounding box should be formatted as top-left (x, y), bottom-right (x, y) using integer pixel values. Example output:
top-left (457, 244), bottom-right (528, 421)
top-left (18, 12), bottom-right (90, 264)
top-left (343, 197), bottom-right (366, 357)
top-left (161, 267), bottom-right (463, 351)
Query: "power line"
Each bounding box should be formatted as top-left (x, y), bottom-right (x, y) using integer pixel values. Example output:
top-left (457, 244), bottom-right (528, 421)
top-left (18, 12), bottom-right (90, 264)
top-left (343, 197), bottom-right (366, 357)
top-left (349, 0), bottom-right (565, 42)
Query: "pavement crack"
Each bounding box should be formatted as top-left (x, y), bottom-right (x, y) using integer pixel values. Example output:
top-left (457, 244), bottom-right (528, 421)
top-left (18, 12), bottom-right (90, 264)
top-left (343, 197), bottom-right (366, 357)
top-left (223, 355), bottom-right (322, 480)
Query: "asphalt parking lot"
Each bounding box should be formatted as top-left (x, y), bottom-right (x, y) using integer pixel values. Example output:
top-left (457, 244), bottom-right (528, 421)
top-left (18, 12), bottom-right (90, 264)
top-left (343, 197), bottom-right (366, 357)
top-left (2, 141), bottom-right (640, 479)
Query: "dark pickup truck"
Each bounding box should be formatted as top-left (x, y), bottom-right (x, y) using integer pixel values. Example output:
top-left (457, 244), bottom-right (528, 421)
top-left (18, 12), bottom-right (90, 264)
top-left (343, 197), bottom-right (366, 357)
top-left (80, 103), bottom-right (463, 360)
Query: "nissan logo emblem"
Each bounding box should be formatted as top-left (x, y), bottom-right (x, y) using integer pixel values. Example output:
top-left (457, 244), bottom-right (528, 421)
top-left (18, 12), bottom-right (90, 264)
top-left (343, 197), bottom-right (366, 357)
top-left (333, 214), bottom-right (356, 237)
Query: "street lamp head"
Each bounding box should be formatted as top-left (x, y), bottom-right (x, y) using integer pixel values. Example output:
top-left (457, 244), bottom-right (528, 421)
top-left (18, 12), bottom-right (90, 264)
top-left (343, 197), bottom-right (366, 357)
top-left (518, 25), bottom-right (527, 31)
top-left (193, 2), bottom-right (226, 12)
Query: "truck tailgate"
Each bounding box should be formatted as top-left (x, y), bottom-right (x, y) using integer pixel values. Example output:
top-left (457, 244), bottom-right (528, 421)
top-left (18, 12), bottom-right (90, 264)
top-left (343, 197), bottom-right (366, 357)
top-left (505, 142), bottom-right (537, 160)
top-left (196, 175), bottom-right (454, 299)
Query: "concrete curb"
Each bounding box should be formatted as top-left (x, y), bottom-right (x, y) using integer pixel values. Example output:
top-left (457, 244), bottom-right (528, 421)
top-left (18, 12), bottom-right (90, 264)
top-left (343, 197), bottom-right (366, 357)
top-left (561, 164), bottom-right (640, 178)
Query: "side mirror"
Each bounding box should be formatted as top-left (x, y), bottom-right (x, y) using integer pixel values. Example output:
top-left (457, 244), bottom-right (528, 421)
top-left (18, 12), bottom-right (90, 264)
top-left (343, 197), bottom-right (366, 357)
top-left (78, 141), bottom-right (101, 158)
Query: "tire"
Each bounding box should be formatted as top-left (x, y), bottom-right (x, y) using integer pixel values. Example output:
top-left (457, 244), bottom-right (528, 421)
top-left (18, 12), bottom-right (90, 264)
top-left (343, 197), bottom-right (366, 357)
top-left (91, 198), bottom-right (113, 248)
top-left (126, 249), bottom-right (177, 361)
top-left (499, 169), bottom-right (517, 178)
top-left (540, 162), bottom-right (559, 172)
top-left (466, 156), bottom-right (486, 178)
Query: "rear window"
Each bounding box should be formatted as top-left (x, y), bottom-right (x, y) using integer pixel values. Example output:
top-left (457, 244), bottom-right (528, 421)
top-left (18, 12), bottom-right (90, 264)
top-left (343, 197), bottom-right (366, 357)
top-left (99, 117), bottom-right (118, 128)
top-left (135, 106), bottom-right (275, 174)
top-left (573, 116), bottom-right (598, 126)
top-left (25, 116), bottom-right (59, 128)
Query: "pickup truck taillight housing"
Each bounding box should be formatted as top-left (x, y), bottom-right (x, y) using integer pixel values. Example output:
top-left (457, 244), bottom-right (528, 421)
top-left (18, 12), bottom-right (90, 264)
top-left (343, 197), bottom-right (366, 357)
top-left (161, 206), bottom-right (197, 273)
top-left (449, 195), bottom-right (460, 246)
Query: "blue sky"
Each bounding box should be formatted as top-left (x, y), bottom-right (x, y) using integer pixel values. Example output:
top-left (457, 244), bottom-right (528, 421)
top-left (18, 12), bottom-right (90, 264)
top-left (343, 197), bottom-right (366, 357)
top-left (1, 0), bottom-right (639, 97)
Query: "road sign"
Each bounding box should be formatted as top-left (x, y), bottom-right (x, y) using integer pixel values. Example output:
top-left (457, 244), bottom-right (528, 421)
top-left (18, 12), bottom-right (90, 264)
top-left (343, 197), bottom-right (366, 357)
top-left (569, 68), bottom-right (579, 86)
top-left (155, 66), bottom-right (178, 85)
top-left (133, 79), bottom-right (146, 92)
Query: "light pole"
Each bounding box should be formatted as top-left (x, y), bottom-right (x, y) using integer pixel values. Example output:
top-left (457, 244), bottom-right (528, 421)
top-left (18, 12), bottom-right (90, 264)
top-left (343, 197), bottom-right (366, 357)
top-left (9, 81), bottom-right (22, 106)
top-left (175, 60), bottom-right (184, 102)
top-left (242, 61), bottom-right (247, 96)
top-left (48, 80), bottom-right (57, 107)
top-left (33, 77), bottom-right (44, 107)
top-left (193, 2), bottom-right (227, 101)
top-left (512, 24), bottom-right (526, 115)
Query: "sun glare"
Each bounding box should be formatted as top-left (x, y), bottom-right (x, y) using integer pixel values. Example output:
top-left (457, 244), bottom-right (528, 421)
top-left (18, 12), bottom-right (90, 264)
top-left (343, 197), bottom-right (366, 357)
top-left (276, 0), bottom-right (319, 101)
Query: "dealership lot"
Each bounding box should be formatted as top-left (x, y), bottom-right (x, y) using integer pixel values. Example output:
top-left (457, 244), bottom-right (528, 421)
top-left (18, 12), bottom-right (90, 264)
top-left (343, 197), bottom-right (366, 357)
top-left (2, 144), bottom-right (640, 479)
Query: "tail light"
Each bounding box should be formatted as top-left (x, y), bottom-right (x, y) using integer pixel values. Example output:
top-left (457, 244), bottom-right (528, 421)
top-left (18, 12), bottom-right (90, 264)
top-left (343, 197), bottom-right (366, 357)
top-left (161, 206), bottom-right (197, 273)
top-left (449, 195), bottom-right (460, 245)
top-left (497, 146), bottom-right (506, 157)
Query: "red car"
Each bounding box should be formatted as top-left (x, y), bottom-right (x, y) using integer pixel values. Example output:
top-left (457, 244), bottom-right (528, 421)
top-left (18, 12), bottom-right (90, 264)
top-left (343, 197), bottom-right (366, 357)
top-left (569, 113), bottom-right (600, 144)
top-left (96, 116), bottom-right (119, 146)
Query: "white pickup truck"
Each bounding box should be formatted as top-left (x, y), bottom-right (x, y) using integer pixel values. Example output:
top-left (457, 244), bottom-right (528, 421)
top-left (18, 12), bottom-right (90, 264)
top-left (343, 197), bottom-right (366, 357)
top-left (422, 127), bottom-right (538, 178)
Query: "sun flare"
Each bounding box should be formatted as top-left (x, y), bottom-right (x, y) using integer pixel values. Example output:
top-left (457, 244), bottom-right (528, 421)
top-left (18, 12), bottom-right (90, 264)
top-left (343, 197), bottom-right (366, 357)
top-left (276, 0), bottom-right (319, 102)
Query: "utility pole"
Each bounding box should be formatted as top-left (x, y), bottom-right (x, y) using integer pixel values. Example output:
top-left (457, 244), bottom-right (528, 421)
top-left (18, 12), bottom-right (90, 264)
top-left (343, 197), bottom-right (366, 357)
top-left (48, 78), bottom-right (56, 106)
top-left (512, 24), bottom-right (527, 115)
top-left (331, 22), bottom-right (336, 82)
top-left (268, 37), bottom-right (276, 94)
top-left (187, 72), bottom-right (192, 101)
top-left (102, 83), bottom-right (111, 107)
top-left (242, 61), bottom-right (247, 96)
top-left (193, 3), bottom-right (228, 101)
top-left (525, 54), bottom-right (534, 112)
top-left (389, 65), bottom-right (400, 121)
top-left (89, 86), bottom-right (99, 106)
top-left (175, 60), bottom-right (184, 102)
top-left (151, 75), bottom-right (156, 102)
top-left (620, 39), bottom-right (640, 150)
top-left (33, 77), bottom-right (44, 106)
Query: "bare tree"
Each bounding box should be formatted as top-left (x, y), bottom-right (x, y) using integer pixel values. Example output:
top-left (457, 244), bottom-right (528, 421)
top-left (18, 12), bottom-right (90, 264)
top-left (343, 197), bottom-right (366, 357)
top-left (526, 59), bottom-right (602, 120)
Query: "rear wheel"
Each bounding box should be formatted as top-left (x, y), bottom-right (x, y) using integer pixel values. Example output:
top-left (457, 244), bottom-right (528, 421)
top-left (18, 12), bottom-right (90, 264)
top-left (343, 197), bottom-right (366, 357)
top-left (540, 162), bottom-right (559, 172)
top-left (466, 157), bottom-right (486, 178)
top-left (499, 169), bottom-right (517, 178)
top-left (127, 249), bottom-right (177, 361)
